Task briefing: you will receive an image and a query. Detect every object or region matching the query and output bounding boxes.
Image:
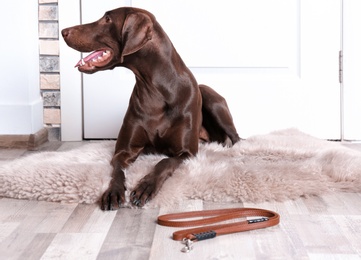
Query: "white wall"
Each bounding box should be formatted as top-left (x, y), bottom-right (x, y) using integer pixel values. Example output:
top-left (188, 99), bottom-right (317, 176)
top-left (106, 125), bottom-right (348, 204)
top-left (0, 0), bottom-right (43, 135)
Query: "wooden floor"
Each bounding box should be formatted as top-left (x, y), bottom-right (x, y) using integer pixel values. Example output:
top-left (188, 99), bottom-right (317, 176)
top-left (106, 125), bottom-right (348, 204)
top-left (1, 141), bottom-right (361, 260)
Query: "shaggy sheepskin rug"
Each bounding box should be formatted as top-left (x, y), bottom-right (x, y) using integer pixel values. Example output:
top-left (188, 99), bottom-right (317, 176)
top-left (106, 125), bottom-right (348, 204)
top-left (1, 129), bottom-right (361, 208)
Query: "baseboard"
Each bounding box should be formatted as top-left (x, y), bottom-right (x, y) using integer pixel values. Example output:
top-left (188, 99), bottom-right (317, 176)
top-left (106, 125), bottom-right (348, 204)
top-left (0, 128), bottom-right (48, 149)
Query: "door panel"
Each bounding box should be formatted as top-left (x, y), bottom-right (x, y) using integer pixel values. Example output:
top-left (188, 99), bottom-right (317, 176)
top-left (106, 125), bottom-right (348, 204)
top-left (82, 0), bottom-right (340, 139)
top-left (133, 0), bottom-right (297, 69)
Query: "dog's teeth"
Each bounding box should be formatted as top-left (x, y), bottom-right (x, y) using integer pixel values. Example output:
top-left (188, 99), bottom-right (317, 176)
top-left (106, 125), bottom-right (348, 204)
top-left (81, 59), bottom-right (85, 66)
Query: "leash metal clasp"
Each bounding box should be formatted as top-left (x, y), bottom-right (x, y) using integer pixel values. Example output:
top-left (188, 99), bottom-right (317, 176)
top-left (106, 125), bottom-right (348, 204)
top-left (181, 238), bottom-right (194, 253)
top-left (180, 231), bottom-right (216, 253)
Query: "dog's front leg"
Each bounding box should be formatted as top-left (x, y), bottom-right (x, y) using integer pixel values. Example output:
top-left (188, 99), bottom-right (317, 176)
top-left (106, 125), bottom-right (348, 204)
top-left (101, 162), bottom-right (126, 211)
top-left (130, 154), bottom-right (188, 207)
top-left (101, 148), bottom-right (142, 211)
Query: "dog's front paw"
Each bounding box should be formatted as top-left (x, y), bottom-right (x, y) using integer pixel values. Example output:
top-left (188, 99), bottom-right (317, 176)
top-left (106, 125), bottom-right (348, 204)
top-left (130, 179), bottom-right (157, 207)
top-left (100, 185), bottom-right (126, 211)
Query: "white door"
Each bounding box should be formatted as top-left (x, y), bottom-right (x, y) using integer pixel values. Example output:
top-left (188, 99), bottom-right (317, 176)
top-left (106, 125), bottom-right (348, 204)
top-left (80, 0), bottom-right (341, 139)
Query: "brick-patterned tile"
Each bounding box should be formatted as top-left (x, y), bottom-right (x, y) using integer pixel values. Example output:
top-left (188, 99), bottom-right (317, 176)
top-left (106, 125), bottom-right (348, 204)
top-left (39, 5), bottom-right (58, 21)
top-left (40, 40), bottom-right (59, 55)
top-left (40, 56), bottom-right (59, 72)
top-left (42, 91), bottom-right (61, 107)
top-left (40, 74), bottom-right (60, 90)
top-left (39, 22), bottom-right (59, 39)
top-left (44, 108), bottom-right (61, 124)
top-left (39, 0), bottom-right (58, 3)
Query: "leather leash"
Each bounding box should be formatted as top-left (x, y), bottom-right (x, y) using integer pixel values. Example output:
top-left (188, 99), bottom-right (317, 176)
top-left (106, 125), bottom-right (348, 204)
top-left (157, 208), bottom-right (280, 253)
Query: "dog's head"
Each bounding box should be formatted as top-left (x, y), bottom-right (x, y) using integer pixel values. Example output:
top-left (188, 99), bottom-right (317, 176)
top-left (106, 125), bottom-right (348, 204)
top-left (61, 7), bottom-right (154, 74)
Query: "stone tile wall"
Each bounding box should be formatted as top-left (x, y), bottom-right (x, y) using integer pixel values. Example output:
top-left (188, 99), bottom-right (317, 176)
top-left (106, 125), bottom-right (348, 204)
top-left (38, 0), bottom-right (61, 140)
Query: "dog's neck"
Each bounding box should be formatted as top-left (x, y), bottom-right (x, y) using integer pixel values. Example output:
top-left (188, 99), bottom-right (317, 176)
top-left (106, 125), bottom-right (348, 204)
top-left (122, 41), bottom-right (197, 93)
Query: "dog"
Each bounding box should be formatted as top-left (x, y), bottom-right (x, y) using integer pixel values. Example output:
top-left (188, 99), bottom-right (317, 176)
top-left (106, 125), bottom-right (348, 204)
top-left (62, 7), bottom-right (240, 210)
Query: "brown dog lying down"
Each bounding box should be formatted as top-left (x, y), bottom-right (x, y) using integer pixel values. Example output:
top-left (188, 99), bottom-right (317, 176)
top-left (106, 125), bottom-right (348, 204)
top-left (62, 7), bottom-right (240, 210)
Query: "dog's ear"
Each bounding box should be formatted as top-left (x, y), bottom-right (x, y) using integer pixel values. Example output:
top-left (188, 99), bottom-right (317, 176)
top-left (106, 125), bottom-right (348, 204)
top-left (120, 12), bottom-right (153, 63)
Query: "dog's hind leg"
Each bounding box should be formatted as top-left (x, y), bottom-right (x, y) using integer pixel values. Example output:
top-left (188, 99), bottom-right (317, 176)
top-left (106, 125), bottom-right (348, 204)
top-left (199, 84), bottom-right (240, 146)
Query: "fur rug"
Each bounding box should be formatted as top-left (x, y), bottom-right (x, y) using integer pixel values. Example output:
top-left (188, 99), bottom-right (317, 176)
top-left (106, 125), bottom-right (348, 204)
top-left (1, 129), bottom-right (361, 208)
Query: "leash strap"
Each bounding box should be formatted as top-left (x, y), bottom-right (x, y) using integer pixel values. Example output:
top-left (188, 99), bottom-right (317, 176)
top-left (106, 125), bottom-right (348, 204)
top-left (157, 208), bottom-right (280, 253)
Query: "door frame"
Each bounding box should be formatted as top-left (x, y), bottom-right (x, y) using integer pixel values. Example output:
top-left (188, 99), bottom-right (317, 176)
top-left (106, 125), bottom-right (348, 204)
top-left (59, 0), bottom-right (83, 141)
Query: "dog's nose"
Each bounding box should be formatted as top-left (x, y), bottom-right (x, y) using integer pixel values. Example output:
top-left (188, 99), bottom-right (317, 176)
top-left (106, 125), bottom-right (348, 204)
top-left (61, 28), bottom-right (69, 38)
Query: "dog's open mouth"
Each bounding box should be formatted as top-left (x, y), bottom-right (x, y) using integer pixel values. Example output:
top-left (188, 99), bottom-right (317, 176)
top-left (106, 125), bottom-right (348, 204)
top-left (75, 49), bottom-right (113, 71)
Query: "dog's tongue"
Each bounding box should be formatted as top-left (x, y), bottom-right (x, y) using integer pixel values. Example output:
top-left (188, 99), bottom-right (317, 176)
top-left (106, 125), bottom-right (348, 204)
top-left (75, 50), bottom-right (104, 67)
